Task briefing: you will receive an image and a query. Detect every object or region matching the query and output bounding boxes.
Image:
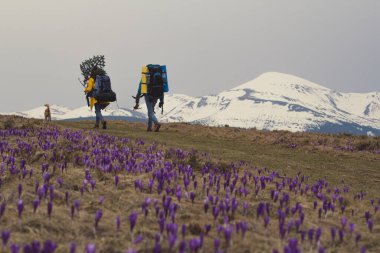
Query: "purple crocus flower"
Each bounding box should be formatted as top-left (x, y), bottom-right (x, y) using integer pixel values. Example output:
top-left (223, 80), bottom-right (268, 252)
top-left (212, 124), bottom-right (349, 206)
top-left (176, 189), bottom-right (182, 203)
top-left (365, 211), bottom-right (371, 222)
top-left (367, 219), bottom-right (373, 232)
top-left (0, 202), bottom-right (5, 219)
top-left (95, 210), bottom-right (103, 228)
top-left (30, 240), bottom-right (41, 252)
top-left (86, 244), bottom-right (96, 253)
top-left (308, 229), bottom-right (314, 243)
top-left (70, 241), bottom-right (76, 253)
top-left (339, 229), bottom-right (344, 242)
top-left (340, 217), bottom-right (348, 229)
top-left (37, 188), bottom-right (44, 201)
top-left (98, 196), bottom-right (105, 205)
top-left (264, 216), bottom-right (270, 228)
top-left (18, 184), bottom-right (23, 199)
top-left (182, 224), bottom-right (186, 238)
top-left (315, 227), bottom-right (322, 243)
top-left (49, 185), bottom-right (55, 201)
top-left (32, 199), bottom-right (39, 214)
top-left (129, 211), bottom-right (138, 232)
top-left (204, 200), bottom-right (209, 213)
top-left (189, 238), bottom-right (201, 253)
top-left (205, 224), bottom-right (211, 235)
top-left (241, 222), bottom-right (248, 238)
top-left (116, 215), bottom-right (121, 231)
top-left (158, 216), bottom-right (165, 234)
top-left (90, 180), bottom-right (96, 191)
top-left (47, 202), bottom-right (53, 218)
top-left (179, 241), bottom-right (186, 253)
top-left (361, 246), bottom-right (366, 253)
top-left (114, 175), bottom-right (119, 187)
top-left (348, 223), bottom-right (355, 233)
top-left (355, 234), bottom-right (361, 246)
top-left (214, 238), bottom-right (221, 253)
top-left (42, 240), bottom-right (57, 253)
top-left (168, 234), bottom-right (177, 249)
top-left (331, 227), bottom-right (336, 242)
top-left (133, 234), bottom-right (144, 244)
top-left (71, 205), bottom-right (75, 220)
top-left (17, 200), bottom-right (24, 218)
top-left (190, 192), bottom-right (196, 203)
top-left (1, 229), bottom-right (10, 247)
top-left (243, 201), bottom-right (248, 214)
top-left (10, 244), bottom-right (20, 253)
top-left (224, 225), bottom-right (233, 246)
top-left (74, 200), bottom-right (80, 214)
top-left (57, 178), bottom-right (63, 187)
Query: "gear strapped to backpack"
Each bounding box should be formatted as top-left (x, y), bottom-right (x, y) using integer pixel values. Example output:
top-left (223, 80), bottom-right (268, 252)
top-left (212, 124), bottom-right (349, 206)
top-left (93, 75), bottom-right (117, 102)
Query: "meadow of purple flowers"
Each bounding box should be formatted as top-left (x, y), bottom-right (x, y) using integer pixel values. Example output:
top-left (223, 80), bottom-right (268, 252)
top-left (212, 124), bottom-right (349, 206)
top-left (0, 118), bottom-right (379, 253)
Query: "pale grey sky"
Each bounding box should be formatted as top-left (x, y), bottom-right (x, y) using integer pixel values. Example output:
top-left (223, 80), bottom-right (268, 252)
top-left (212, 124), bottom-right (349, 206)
top-left (0, 0), bottom-right (379, 112)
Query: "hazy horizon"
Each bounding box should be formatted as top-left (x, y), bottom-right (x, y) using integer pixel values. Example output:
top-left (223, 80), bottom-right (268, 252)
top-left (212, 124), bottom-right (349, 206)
top-left (1, 0), bottom-right (379, 112)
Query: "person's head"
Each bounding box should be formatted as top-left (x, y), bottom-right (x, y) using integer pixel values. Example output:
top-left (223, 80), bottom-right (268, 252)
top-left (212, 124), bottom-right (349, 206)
top-left (90, 66), bottom-right (106, 79)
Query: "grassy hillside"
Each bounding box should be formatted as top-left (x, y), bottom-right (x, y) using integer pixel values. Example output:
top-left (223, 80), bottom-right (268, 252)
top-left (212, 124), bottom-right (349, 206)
top-left (0, 116), bottom-right (379, 253)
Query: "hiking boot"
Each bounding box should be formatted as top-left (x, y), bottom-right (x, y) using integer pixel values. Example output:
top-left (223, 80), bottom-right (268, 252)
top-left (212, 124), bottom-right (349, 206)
top-left (102, 121), bottom-right (107, 130)
top-left (93, 124), bottom-right (99, 129)
top-left (154, 123), bottom-right (161, 132)
top-left (147, 127), bottom-right (153, 132)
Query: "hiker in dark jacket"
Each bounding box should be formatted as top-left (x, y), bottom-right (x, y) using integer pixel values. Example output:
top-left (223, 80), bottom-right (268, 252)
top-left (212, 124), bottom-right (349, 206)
top-left (84, 66), bottom-right (109, 129)
top-left (134, 80), bottom-right (164, 132)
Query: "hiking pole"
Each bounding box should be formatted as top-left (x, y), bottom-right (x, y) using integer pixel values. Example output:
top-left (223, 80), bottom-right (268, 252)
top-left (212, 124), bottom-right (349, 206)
top-left (78, 78), bottom-right (90, 107)
top-left (78, 78), bottom-right (85, 87)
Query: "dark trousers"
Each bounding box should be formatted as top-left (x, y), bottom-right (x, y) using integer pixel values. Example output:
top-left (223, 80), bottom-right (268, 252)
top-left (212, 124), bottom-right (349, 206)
top-left (145, 96), bottom-right (158, 129)
top-left (94, 103), bottom-right (103, 125)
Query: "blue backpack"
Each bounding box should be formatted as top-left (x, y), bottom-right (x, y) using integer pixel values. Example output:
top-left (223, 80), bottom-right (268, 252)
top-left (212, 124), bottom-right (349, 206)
top-left (93, 75), bottom-right (116, 102)
top-left (145, 65), bottom-right (169, 98)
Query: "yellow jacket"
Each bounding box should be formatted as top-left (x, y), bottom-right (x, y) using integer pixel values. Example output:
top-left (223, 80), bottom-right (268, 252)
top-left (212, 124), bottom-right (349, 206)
top-left (84, 77), bottom-right (109, 110)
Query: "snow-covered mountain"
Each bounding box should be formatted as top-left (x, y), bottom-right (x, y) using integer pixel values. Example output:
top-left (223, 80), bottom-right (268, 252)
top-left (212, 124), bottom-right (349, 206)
top-left (158, 72), bottom-right (380, 135)
top-left (2, 72), bottom-right (380, 135)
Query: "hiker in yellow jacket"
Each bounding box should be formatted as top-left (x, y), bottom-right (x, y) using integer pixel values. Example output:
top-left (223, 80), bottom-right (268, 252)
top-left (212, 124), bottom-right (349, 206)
top-left (84, 66), bottom-right (109, 129)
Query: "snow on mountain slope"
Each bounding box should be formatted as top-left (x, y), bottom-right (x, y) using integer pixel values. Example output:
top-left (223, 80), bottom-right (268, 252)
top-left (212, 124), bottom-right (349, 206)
top-left (331, 92), bottom-right (380, 118)
top-left (1, 72), bottom-right (379, 135)
top-left (1, 94), bottom-right (193, 122)
top-left (2, 104), bottom-right (146, 121)
top-left (138, 94), bottom-right (195, 121)
top-left (3, 105), bottom-right (72, 120)
top-left (161, 72), bottom-right (380, 134)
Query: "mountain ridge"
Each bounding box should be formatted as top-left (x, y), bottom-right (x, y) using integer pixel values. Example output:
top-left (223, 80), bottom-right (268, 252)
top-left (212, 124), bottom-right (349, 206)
top-left (2, 72), bottom-right (379, 135)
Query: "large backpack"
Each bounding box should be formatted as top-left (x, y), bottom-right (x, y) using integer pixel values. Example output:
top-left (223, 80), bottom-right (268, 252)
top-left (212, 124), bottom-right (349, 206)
top-left (93, 75), bottom-right (117, 102)
top-left (141, 64), bottom-right (169, 98)
top-left (147, 65), bottom-right (164, 98)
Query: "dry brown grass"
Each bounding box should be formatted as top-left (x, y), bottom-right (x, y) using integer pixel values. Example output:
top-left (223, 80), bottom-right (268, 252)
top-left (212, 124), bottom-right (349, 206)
top-left (0, 116), bottom-right (379, 253)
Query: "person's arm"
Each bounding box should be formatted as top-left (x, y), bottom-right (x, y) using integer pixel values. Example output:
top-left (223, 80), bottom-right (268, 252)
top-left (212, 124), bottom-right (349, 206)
top-left (84, 78), bottom-right (94, 93)
top-left (133, 81), bottom-right (142, 109)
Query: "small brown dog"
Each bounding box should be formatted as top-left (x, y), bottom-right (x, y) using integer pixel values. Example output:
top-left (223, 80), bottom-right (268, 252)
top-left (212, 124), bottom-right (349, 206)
top-left (44, 104), bottom-right (51, 122)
